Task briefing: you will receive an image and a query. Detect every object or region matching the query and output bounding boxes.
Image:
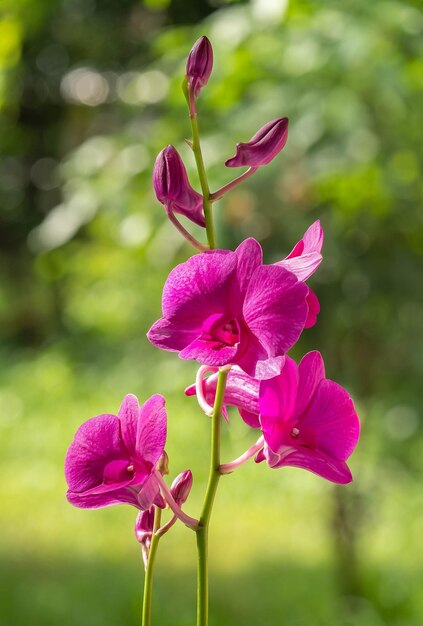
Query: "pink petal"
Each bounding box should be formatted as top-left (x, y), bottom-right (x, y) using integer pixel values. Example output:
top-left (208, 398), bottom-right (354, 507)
top-left (299, 379), bottom-right (360, 462)
top-left (179, 336), bottom-right (238, 366)
top-left (259, 357), bottom-right (299, 452)
top-left (147, 317), bottom-right (199, 352)
top-left (137, 394), bottom-right (167, 468)
top-left (259, 357), bottom-right (299, 422)
top-left (137, 473), bottom-right (163, 510)
top-left (66, 486), bottom-right (139, 509)
top-left (304, 288), bottom-right (320, 329)
top-left (277, 221), bottom-right (324, 281)
top-left (231, 238), bottom-right (263, 314)
top-left (295, 351), bottom-right (325, 417)
top-left (243, 265), bottom-right (308, 357)
top-left (161, 250), bottom-right (236, 320)
top-left (239, 409), bottom-right (260, 429)
top-left (118, 394), bottom-right (140, 457)
top-left (65, 414), bottom-right (125, 493)
top-left (271, 448), bottom-right (353, 484)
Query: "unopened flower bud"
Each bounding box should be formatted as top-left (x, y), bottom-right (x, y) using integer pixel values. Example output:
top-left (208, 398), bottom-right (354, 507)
top-left (135, 507), bottom-right (155, 569)
top-left (170, 469), bottom-right (193, 506)
top-left (186, 36), bottom-right (213, 100)
top-left (153, 145), bottom-right (205, 227)
top-left (135, 507), bottom-right (155, 544)
top-left (157, 450), bottom-right (169, 475)
top-left (225, 117), bottom-right (289, 168)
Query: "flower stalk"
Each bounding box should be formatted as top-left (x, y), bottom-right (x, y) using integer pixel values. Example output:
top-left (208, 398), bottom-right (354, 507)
top-left (141, 506), bottom-right (162, 626)
top-left (195, 367), bottom-right (229, 626)
top-left (189, 113), bottom-right (216, 250)
top-left (210, 166), bottom-right (258, 202)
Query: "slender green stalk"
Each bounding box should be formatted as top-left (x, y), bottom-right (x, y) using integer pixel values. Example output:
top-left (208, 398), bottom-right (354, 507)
top-left (190, 114), bottom-right (216, 250)
top-left (141, 506), bottom-right (162, 626)
top-left (196, 367), bottom-right (229, 626)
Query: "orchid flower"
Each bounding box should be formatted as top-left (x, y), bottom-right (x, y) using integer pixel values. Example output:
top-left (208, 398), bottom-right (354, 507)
top-left (256, 352), bottom-right (360, 484)
top-left (65, 394), bottom-right (167, 511)
top-left (147, 238), bottom-right (309, 380)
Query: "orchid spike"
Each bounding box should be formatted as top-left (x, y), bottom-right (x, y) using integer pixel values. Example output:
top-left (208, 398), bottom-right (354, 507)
top-left (153, 145), bottom-right (205, 227)
top-left (186, 36), bottom-right (213, 115)
top-left (147, 238), bottom-right (309, 380)
top-left (257, 352), bottom-right (360, 484)
top-left (225, 118), bottom-right (288, 168)
top-left (65, 394), bottom-right (167, 510)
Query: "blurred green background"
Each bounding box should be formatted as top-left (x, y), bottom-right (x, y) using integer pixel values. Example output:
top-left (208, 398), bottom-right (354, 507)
top-left (1, 0), bottom-right (423, 624)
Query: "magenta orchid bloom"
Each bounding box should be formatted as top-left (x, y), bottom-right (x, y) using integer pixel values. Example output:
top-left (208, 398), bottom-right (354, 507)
top-left (225, 118), bottom-right (289, 168)
top-left (185, 366), bottom-right (260, 428)
top-left (65, 394), bottom-right (167, 510)
top-left (153, 145), bottom-right (205, 227)
top-left (256, 352), bottom-right (360, 484)
top-left (147, 238), bottom-right (309, 380)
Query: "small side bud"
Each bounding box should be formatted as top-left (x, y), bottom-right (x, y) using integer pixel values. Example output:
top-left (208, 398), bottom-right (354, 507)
top-left (170, 469), bottom-right (193, 506)
top-left (135, 507), bottom-right (155, 568)
top-left (153, 145), bottom-right (205, 227)
top-left (157, 450), bottom-right (169, 475)
top-left (185, 36), bottom-right (213, 114)
top-left (225, 117), bottom-right (289, 168)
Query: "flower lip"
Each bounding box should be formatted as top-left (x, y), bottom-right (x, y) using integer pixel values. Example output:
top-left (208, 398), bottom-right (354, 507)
top-left (201, 313), bottom-right (241, 347)
top-left (103, 458), bottom-right (134, 484)
top-left (225, 117), bottom-right (289, 168)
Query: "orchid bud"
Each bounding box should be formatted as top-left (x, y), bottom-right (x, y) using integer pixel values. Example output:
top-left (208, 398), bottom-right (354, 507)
top-left (170, 469), bottom-right (193, 506)
top-left (135, 507), bottom-right (155, 569)
top-left (225, 117), bottom-right (289, 168)
top-left (157, 450), bottom-right (169, 475)
top-left (153, 145), bottom-right (205, 227)
top-left (135, 507), bottom-right (155, 544)
top-left (186, 36), bottom-right (213, 100)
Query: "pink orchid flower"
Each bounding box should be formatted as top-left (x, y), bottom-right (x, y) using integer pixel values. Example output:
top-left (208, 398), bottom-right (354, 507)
top-left (256, 351), bottom-right (360, 484)
top-left (225, 118), bottom-right (288, 168)
top-left (65, 394), bottom-right (167, 510)
top-left (147, 238), bottom-right (309, 380)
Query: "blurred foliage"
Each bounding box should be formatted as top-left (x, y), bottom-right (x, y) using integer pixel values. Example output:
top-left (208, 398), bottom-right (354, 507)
top-left (0, 0), bottom-right (423, 624)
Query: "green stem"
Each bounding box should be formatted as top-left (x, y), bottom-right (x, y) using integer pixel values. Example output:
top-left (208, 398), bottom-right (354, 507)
top-left (190, 114), bottom-right (216, 250)
top-left (141, 506), bottom-right (162, 626)
top-left (196, 367), bottom-right (229, 626)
